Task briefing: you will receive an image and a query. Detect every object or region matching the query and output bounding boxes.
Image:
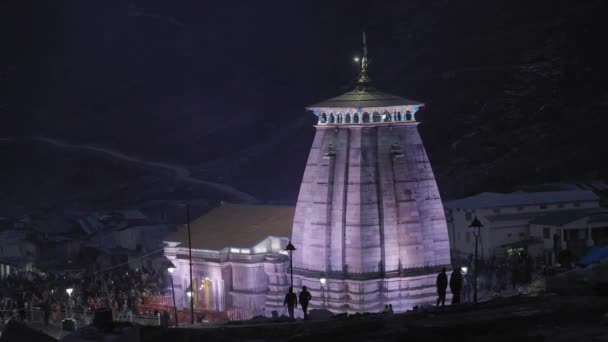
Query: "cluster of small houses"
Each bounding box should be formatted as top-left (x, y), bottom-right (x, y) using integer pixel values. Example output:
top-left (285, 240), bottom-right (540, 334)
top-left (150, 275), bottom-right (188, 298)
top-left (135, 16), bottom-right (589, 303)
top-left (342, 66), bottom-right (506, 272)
top-left (0, 209), bottom-right (174, 278)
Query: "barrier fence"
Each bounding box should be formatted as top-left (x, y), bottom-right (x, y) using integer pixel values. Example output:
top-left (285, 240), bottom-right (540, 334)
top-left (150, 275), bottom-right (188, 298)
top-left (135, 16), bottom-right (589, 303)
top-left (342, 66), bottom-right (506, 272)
top-left (19, 307), bottom-right (162, 328)
top-left (2, 296), bottom-right (251, 330)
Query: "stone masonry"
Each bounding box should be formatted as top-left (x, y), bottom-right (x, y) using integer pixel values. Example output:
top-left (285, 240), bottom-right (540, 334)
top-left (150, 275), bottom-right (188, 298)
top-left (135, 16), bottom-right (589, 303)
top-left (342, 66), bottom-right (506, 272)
top-left (290, 86), bottom-right (452, 314)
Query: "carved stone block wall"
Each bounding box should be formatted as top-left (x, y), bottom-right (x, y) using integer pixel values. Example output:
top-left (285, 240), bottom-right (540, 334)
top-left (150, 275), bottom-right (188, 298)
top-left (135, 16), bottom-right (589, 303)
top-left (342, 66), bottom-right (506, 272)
top-left (290, 122), bottom-right (451, 312)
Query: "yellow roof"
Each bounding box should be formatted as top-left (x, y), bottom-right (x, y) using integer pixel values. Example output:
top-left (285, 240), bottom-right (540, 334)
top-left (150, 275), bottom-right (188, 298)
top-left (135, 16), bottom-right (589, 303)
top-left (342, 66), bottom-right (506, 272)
top-left (166, 203), bottom-right (295, 250)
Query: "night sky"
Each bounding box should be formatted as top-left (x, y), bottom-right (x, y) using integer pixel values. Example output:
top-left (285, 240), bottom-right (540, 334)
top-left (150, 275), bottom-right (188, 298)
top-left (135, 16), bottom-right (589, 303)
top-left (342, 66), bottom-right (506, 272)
top-left (3, 0), bottom-right (608, 204)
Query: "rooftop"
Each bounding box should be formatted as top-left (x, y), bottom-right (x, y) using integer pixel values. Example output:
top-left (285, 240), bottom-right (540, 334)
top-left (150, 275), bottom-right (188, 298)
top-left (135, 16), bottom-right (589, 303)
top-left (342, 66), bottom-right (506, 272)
top-left (165, 203), bottom-right (295, 250)
top-left (530, 208), bottom-right (608, 226)
top-left (307, 89), bottom-right (423, 109)
top-left (444, 190), bottom-right (599, 209)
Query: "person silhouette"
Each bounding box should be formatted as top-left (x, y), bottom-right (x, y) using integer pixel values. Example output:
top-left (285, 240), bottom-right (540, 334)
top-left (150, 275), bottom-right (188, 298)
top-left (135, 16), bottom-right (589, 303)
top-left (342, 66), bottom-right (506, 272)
top-left (299, 286), bottom-right (312, 320)
top-left (436, 267), bottom-right (448, 307)
top-left (283, 286), bottom-right (298, 321)
top-left (450, 267), bottom-right (463, 304)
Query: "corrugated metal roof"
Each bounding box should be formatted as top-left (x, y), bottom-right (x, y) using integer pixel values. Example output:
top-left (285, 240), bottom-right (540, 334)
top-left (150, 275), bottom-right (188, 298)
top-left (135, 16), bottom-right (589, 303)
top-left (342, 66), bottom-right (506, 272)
top-left (444, 190), bottom-right (599, 209)
top-left (307, 89), bottom-right (423, 109)
top-left (166, 203), bottom-right (294, 250)
top-left (530, 209), bottom-right (608, 226)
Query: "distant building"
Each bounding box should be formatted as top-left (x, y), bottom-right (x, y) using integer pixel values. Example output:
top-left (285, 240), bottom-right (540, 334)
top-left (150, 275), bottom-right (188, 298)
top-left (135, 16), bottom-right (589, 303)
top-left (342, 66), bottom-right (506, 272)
top-left (445, 190), bottom-right (602, 264)
top-left (530, 209), bottom-right (608, 265)
top-left (0, 229), bottom-right (37, 271)
top-left (77, 209), bottom-right (172, 253)
top-left (163, 203), bottom-right (293, 316)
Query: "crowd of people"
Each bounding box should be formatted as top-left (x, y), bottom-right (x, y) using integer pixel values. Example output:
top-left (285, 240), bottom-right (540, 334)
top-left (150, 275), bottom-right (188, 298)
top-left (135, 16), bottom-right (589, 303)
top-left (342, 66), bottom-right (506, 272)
top-left (0, 265), bottom-right (168, 326)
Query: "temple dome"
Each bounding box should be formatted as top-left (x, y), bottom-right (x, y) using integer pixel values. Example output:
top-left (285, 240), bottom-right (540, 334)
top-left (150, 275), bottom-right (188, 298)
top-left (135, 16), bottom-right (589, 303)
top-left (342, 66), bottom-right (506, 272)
top-left (307, 88), bottom-right (423, 109)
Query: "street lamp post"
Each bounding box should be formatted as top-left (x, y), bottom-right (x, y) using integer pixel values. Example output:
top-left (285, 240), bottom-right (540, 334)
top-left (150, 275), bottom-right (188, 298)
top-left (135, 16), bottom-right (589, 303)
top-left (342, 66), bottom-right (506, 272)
top-left (66, 288), bottom-right (73, 318)
top-left (167, 261), bottom-right (178, 327)
top-left (186, 286), bottom-right (193, 317)
top-left (468, 216), bottom-right (484, 304)
top-left (319, 277), bottom-right (326, 309)
top-left (186, 204), bottom-right (194, 325)
top-left (285, 241), bottom-right (296, 287)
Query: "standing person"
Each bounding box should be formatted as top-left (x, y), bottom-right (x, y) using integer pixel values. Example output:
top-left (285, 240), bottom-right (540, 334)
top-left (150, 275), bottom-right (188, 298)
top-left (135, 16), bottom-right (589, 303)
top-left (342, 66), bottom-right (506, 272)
top-left (17, 295), bottom-right (25, 321)
top-left (436, 268), bottom-right (448, 307)
top-left (450, 267), bottom-right (463, 304)
top-left (298, 286), bottom-right (312, 320)
top-left (283, 287), bottom-right (298, 321)
top-left (42, 297), bottom-right (51, 326)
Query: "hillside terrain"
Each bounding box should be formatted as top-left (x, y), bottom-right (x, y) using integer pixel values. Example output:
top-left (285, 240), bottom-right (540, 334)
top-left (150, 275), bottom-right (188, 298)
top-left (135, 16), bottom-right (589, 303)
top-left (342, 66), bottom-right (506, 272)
top-left (2, 0), bottom-right (608, 220)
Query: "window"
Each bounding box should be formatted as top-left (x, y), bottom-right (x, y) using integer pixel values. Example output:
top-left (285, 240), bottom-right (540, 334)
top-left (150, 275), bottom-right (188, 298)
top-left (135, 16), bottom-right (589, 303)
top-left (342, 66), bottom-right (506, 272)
top-left (540, 204), bottom-right (547, 209)
top-left (574, 202), bottom-right (581, 207)
top-left (517, 206), bottom-right (525, 211)
top-left (465, 212), bottom-right (472, 221)
top-left (493, 208), bottom-right (501, 214)
top-left (519, 232), bottom-right (525, 237)
top-left (362, 113), bottom-right (370, 123)
top-left (507, 233), bottom-right (512, 238)
top-left (466, 232), bottom-right (471, 243)
top-left (543, 228), bottom-right (550, 239)
top-left (558, 203), bottom-right (564, 208)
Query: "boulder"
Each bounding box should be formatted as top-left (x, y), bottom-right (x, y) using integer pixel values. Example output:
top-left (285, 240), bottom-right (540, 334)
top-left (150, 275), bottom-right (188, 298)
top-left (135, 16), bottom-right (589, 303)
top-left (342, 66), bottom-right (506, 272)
top-left (331, 313), bottom-right (348, 320)
top-left (0, 319), bottom-right (56, 342)
top-left (308, 309), bottom-right (333, 321)
top-left (547, 262), bottom-right (608, 296)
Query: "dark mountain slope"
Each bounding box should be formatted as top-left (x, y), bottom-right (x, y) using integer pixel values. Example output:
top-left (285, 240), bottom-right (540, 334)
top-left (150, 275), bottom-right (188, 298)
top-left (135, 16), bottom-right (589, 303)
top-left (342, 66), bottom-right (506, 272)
top-left (2, 0), bottom-right (607, 204)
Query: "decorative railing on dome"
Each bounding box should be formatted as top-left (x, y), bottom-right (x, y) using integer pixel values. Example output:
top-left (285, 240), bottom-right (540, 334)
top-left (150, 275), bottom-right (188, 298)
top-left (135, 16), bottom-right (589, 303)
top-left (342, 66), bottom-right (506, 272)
top-left (317, 111), bottom-right (415, 124)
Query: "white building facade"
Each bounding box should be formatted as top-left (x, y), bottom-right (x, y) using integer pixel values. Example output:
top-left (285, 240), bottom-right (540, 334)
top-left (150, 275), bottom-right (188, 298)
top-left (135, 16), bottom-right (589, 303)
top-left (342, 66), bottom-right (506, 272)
top-left (164, 203), bottom-right (293, 317)
top-left (445, 190), bottom-right (601, 264)
top-left (530, 209), bottom-right (608, 265)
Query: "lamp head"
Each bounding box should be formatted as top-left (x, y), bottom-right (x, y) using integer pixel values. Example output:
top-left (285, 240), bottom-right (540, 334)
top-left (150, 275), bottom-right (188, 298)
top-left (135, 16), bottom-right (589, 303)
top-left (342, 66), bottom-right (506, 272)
top-left (468, 216), bottom-right (484, 228)
top-left (167, 260), bottom-right (176, 274)
top-left (285, 240), bottom-right (296, 252)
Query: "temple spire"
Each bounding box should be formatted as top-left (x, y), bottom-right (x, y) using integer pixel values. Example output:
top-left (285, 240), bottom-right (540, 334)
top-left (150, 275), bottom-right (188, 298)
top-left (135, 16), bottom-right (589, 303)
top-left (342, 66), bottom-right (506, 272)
top-left (356, 32), bottom-right (372, 90)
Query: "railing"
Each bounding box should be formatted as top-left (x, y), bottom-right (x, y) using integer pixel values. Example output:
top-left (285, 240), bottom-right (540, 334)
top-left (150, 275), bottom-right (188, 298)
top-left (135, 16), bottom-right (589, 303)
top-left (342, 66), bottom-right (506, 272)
top-left (10, 298), bottom-right (251, 330)
top-left (142, 295), bottom-right (173, 306)
top-left (24, 307), bottom-right (161, 327)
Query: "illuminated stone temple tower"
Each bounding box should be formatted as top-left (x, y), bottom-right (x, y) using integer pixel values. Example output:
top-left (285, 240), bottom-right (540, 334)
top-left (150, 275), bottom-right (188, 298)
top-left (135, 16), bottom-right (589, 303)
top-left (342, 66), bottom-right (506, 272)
top-left (290, 34), bottom-right (451, 313)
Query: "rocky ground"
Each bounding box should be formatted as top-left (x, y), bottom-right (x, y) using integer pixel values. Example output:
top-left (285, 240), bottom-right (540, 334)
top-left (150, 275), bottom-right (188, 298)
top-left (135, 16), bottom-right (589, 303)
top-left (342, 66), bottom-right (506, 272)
top-left (6, 294), bottom-right (607, 341)
top-left (136, 295), bottom-right (608, 342)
